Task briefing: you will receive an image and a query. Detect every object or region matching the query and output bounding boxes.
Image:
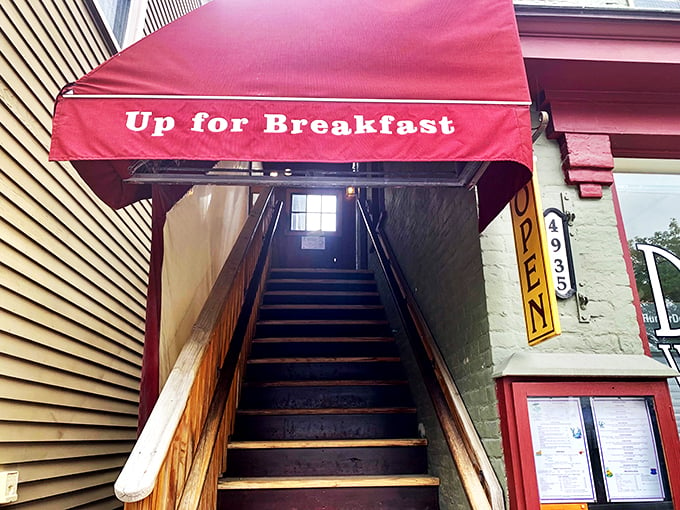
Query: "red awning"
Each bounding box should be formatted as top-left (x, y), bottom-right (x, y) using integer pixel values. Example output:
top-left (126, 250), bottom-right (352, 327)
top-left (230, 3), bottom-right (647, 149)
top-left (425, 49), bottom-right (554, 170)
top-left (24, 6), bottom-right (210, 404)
top-left (50, 0), bottom-right (532, 229)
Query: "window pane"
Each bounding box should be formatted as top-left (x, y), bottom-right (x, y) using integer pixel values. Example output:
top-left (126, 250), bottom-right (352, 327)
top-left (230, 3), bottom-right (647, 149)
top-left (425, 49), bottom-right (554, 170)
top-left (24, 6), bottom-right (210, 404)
top-left (291, 213), bottom-right (306, 231)
top-left (322, 195), bottom-right (337, 213)
top-left (291, 194), bottom-right (306, 212)
top-left (307, 213), bottom-right (321, 231)
top-left (615, 171), bottom-right (680, 430)
top-left (634, 0), bottom-right (680, 9)
top-left (307, 195), bottom-right (322, 213)
top-left (96, 0), bottom-right (131, 44)
top-left (616, 173), bottom-right (680, 239)
top-left (321, 213), bottom-right (337, 232)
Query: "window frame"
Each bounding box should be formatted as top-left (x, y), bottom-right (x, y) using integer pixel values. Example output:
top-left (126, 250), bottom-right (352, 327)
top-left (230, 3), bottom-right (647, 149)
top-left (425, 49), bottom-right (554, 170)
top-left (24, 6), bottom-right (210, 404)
top-left (285, 189), bottom-right (343, 237)
top-left (85, 0), bottom-right (148, 51)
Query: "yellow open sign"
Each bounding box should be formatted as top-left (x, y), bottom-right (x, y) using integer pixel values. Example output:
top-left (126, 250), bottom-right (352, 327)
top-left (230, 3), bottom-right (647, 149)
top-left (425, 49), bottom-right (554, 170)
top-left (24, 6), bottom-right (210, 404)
top-left (510, 173), bottom-right (561, 345)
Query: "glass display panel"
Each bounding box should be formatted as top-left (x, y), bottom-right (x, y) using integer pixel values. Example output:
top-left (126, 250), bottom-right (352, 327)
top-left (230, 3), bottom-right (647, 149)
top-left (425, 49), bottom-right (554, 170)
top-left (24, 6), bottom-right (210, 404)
top-left (591, 397), bottom-right (665, 502)
top-left (527, 397), bottom-right (596, 503)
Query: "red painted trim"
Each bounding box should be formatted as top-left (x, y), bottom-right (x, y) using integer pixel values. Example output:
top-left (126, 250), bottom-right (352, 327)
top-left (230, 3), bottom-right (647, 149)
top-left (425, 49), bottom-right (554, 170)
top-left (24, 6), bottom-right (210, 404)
top-left (520, 35), bottom-right (680, 64)
top-left (558, 133), bottom-right (614, 198)
top-left (611, 181), bottom-right (652, 356)
top-left (515, 5), bottom-right (680, 51)
top-left (653, 383), bottom-right (680, 504)
top-left (511, 385), bottom-right (542, 510)
top-left (496, 378), bottom-right (680, 509)
top-left (578, 183), bottom-right (603, 198)
top-left (497, 379), bottom-right (527, 510)
top-left (567, 170), bottom-right (615, 185)
top-left (551, 101), bottom-right (680, 138)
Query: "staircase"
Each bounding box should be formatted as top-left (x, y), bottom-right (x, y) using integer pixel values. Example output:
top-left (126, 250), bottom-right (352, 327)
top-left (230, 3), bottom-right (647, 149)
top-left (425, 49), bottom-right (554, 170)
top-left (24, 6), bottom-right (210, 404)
top-left (218, 267), bottom-right (440, 509)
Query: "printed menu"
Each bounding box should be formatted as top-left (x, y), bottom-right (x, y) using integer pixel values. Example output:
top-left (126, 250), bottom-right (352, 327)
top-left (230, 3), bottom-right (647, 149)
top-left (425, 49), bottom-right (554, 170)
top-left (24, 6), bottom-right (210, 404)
top-left (591, 397), bottom-right (665, 502)
top-left (527, 397), bottom-right (596, 502)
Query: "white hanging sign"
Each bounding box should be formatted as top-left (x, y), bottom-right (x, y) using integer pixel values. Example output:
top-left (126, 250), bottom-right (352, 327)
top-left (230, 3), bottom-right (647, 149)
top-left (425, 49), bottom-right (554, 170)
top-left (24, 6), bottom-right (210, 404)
top-left (544, 208), bottom-right (577, 299)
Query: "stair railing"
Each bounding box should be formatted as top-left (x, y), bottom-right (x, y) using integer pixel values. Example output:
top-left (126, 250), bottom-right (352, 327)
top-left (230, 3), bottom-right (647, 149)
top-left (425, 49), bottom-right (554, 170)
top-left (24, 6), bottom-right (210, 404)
top-left (358, 200), bottom-right (505, 510)
top-left (115, 189), bottom-right (282, 509)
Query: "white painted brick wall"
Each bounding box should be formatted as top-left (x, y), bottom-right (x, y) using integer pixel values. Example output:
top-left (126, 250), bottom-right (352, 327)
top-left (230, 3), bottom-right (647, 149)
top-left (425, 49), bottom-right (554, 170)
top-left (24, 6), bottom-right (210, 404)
top-left (482, 134), bottom-right (644, 372)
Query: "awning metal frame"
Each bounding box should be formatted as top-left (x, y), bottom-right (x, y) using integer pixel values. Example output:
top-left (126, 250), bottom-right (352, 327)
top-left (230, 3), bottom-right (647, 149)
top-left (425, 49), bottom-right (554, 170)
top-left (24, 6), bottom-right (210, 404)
top-left (124, 161), bottom-right (488, 189)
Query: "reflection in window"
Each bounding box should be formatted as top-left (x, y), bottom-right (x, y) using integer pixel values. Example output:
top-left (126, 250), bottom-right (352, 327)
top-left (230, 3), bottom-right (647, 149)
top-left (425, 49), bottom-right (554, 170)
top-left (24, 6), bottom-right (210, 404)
top-left (617, 173), bottom-right (680, 307)
top-left (96, 0), bottom-right (132, 45)
top-left (291, 194), bottom-right (337, 232)
top-left (616, 173), bottom-right (680, 240)
top-left (616, 172), bottom-right (680, 421)
top-left (632, 0), bottom-right (680, 9)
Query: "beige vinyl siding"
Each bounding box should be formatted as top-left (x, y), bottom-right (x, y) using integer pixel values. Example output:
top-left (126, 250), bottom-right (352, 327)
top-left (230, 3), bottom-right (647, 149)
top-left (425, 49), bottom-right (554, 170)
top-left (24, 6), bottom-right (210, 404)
top-left (144, 0), bottom-right (204, 35)
top-left (0, 0), bottom-right (198, 507)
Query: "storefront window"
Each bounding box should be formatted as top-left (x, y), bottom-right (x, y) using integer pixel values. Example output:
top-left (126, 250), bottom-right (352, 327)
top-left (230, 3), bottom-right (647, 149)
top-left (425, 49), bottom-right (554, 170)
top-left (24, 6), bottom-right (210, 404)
top-left (616, 171), bottom-right (680, 428)
top-left (95, 0), bottom-right (132, 45)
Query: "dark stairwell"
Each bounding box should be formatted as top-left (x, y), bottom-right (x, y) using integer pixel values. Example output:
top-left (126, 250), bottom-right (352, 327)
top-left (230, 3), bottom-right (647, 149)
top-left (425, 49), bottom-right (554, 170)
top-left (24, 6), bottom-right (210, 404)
top-left (217, 267), bottom-right (440, 509)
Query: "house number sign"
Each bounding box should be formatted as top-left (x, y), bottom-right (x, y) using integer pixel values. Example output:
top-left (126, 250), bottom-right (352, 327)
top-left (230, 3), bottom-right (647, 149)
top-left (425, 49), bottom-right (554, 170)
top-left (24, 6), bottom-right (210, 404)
top-left (544, 208), bottom-right (576, 299)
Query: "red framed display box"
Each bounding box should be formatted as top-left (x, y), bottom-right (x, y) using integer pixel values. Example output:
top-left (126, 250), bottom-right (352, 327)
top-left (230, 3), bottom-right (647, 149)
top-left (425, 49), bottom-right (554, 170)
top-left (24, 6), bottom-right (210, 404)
top-left (497, 378), bottom-right (680, 510)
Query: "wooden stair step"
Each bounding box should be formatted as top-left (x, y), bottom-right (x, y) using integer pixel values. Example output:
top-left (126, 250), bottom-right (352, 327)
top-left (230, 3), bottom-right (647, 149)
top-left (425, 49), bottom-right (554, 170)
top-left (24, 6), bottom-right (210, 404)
top-left (240, 381), bottom-right (413, 409)
top-left (245, 358), bottom-right (406, 382)
top-left (232, 410), bottom-right (418, 440)
top-left (237, 407), bottom-right (417, 415)
top-left (243, 380), bottom-right (408, 387)
top-left (266, 280), bottom-right (377, 288)
top-left (260, 304), bottom-right (384, 310)
top-left (218, 474), bottom-right (439, 490)
top-left (267, 278), bottom-right (376, 284)
top-left (269, 268), bottom-right (375, 280)
top-left (225, 442), bottom-right (428, 477)
top-left (266, 280), bottom-right (378, 293)
top-left (264, 291), bottom-right (380, 296)
top-left (228, 438), bottom-right (427, 449)
top-left (256, 320), bottom-right (389, 326)
top-left (250, 337), bottom-right (399, 358)
top-left (262, 291), bottom-right (381, 306)
top-left (218, 482), bottom-right (440, 509)
top-left (247, 357), bottom-right (400, 364)
top-left (252, 336), bottom-right (394, 343)
top-left (258, 304), bottom-right (386, 321)
top-left (255, 319), bottom-right (391, 338)
top-left (271, 267), bottom-right (373, 271)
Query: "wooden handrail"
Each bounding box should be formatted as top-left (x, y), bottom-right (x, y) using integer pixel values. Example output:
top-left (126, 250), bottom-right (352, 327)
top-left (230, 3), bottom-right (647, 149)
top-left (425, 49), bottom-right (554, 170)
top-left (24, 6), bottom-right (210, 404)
top-left (177, 200), bottom-right (282, 509)
top-left (358, 200), bottom-right (505, 510)
top-left (115, 189), bottom-right (280, 509)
